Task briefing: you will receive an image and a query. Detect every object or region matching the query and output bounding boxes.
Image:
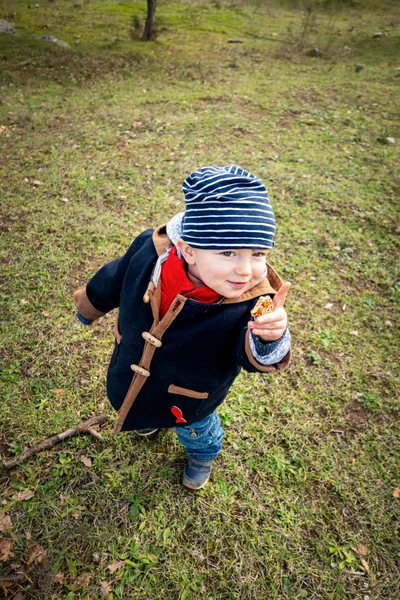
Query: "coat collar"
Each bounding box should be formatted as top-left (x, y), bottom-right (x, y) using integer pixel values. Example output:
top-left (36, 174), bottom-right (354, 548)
top-left (152, 224), bottom-right (282, 304)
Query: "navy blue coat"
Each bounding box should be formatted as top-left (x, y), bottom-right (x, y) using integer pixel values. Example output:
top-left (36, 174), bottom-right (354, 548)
top-left (73, 226), bottom-right (290, 432)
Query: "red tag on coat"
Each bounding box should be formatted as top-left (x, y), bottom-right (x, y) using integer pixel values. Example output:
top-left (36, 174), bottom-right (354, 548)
top-left (171, 406), bottom-right (186, 424)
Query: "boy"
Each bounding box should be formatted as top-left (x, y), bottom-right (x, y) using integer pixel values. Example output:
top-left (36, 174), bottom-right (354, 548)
top-left (74, 165), bottom-right (291, 490)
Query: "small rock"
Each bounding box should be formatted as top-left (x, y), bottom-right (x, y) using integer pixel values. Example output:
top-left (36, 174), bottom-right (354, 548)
top-left (377, 136), bottom-right (395, 145)
top-left (0, 19), bottom-right (17, 35)
top-left (354, 64), bottom-right (364, 72)
top-left (37, 35), bottom-right (71, 49)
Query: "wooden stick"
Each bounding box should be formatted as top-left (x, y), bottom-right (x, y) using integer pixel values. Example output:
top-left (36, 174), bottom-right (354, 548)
top-left (2, 415), bottom-right (109, 469)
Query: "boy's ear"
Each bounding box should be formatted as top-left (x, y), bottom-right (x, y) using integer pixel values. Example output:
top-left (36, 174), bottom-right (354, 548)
top-left (177, 239), bottom-right (196, 265)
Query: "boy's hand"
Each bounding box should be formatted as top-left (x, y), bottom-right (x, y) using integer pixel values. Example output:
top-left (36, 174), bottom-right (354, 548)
top-left (248, 282), bottom-right (291, 342)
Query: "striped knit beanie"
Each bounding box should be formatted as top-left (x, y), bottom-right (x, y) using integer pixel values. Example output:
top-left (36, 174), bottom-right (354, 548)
top-left (181, 165), bottom-right (275, 250)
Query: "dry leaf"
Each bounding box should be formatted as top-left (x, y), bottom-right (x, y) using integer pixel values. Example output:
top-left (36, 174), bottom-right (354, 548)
top-left (349, 330), bottom-right (359, 336)
top-left (360, 557), bottom-right (370, 573)
top-left (352, 544), bottom-right (369, 557)
top-left (59, 495), bottom-right (66, 505)
top-left (32, 180), bottom-right (43, 186)
top-left (324, 302), bottom-right (334, 309)
top-left (107, 559), bottom-right (124, 573)
top-left (50, 388), bottom-right (64, 394)
top-left (17, 490), bottom-right (35, 502)
top-left (52, 572), bottom-right (65, 585)
top-left (71, 511), bottom-right (81, 520)
top-left (100, 580), bottom-right (112, 599)
top-left (80, 456), bottom-right (92, 468)
top-left (393, 487), bottom-right (400, 498)
top-left (0, 537), bottom-right (15, 561)
top-left (26, 541), bottom-right (47, 564)
top-left (0, 512), bottom-right (12, 533)
top-left (72, 572), bottom-right (91, 590)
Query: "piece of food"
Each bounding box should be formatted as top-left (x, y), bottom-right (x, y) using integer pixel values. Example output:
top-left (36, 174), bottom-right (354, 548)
top-left (251, 295), bottom-right (275, 318)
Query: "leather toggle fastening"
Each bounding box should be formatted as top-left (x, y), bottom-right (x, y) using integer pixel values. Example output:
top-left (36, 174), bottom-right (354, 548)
top-left (142, 331), bottom-right (162, 347)
top-left (130, 364), bottom-right (150, 377)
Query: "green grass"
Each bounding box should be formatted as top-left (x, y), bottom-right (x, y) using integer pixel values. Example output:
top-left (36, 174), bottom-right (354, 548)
top-left (1, 0), bottom-right (399, 598)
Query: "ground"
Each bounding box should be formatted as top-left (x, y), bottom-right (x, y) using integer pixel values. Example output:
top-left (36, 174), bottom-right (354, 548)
top-left (0, 1), bottom-right (399, 599)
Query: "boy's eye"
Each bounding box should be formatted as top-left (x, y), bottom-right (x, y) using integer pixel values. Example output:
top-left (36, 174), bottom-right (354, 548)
top-left (253, 252), bottom-right (266, 258)
top-left (221, 251), bottom-right (235, 257)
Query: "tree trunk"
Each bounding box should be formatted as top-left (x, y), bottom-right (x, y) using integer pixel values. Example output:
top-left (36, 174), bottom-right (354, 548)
top-left (142, 0), bottom-right (157, 41)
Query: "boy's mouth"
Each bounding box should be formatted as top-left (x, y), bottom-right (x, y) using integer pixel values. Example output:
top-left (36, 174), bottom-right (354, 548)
top-left (227, 281), bottom-right (249, 289)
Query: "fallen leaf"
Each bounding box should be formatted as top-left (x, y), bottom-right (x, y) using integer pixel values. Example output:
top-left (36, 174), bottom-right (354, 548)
top-left (324, 302), bottom-right (334, 309)
top-left (0, 512), bottom-right (12, 533)
top-left (50, 388), bottom-right (64, 394)
top-left (72, 572), bottom-right (91, 590)
top-left (20, 299), bottom-right (28, 305)
top-left (360, 557), bottom-right (370, 573)
top-left (107, 559), bottom-right (124, 573)
top-left (17, 490), bottom-right (35, 502)
top-left (26, 541), bottom-right (47, 564)
top-left (0, 537), bottom-right (15, 561)
top-left (393, 487), bottom-right (400, 498)
top-left (59, 495), bottom-right (66, 505)
top-left (100, 580), bottom-right (112, 599)
top-left (80, 456), bottom-right (92, 468)
top-left (32, 180), bottom-right (43, 186)
top-left (71, 511), bottom-right (81, 520)
top-left (349, 330), bottom-right (359, 336)
top-left (52, 572), bottom-right (65, 585)
top-left (352, 544), bottom-right (369, 557)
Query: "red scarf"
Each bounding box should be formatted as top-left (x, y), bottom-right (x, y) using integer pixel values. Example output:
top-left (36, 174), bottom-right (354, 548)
top-left (160, 246), bottom-right (222, 319)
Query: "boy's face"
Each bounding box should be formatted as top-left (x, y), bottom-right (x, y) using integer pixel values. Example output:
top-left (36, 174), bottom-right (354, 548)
top-left (178, 241), bottom-right (268, 298)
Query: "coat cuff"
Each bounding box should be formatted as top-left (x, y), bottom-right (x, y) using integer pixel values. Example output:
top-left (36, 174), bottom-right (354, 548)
top-left (244, 329), bottom-right (291, 372)
top-left (249, 327), bottom-right (291, 366)
top-left (73, 288), bottom-right (106, 322)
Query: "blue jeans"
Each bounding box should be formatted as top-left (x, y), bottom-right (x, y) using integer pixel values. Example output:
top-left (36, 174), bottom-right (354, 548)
top-left (174, 410), bottom-right (224, 461)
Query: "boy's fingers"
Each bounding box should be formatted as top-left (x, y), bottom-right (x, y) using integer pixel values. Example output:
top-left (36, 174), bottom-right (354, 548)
top-left (254, 307), bottom-right (286, 324)
top-left (273, 282), bottom-right (291, 309)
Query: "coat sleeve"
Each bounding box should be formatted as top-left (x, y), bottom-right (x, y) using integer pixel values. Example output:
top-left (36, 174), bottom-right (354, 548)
top-left (235, 326), bottom-right (291, 373)
top-left (234, 297), bottom-right (291, 373)
top-left (73, 229), bottom-right (153, 322)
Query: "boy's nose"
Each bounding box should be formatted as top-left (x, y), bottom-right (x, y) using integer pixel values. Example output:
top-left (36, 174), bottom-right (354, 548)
top-left (235, 257), bottom-right (252, 277)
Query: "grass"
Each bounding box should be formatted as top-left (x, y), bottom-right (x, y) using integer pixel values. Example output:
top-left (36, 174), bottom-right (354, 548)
top-left (1, 0), bottom-right (399, 598)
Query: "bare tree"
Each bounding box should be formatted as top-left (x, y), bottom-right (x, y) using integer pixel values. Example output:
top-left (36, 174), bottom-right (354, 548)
top-left (143, 0), bottom-right (157, 41)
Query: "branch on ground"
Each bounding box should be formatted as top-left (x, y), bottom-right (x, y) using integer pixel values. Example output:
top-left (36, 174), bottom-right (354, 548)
top-left (2, 415), bottom-right (110, 469)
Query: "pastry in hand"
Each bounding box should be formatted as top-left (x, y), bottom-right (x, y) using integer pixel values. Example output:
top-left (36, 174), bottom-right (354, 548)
top-left (251, 295), bottom-right (275, 318)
